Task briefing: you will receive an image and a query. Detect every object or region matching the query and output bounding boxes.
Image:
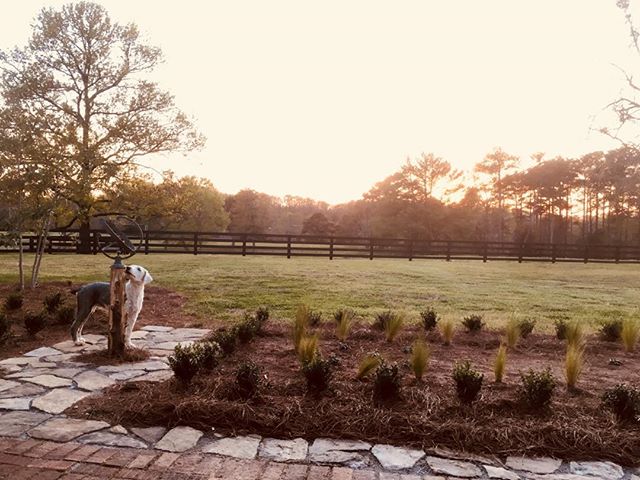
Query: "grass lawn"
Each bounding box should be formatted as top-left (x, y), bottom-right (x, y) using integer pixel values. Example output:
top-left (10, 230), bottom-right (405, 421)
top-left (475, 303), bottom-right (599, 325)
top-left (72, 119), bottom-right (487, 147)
top-left (0, 254), bottom-right (638, 331)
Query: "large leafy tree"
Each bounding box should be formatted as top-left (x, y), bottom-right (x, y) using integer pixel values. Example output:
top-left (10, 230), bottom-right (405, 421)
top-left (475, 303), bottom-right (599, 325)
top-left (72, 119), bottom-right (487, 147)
top-left (0, 2), bottom-right (203, 251)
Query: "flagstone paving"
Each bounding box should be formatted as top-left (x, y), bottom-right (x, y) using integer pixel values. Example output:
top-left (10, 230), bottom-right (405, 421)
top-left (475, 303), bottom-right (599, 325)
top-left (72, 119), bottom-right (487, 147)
top-left (0, 325), bottom-right (637, 479)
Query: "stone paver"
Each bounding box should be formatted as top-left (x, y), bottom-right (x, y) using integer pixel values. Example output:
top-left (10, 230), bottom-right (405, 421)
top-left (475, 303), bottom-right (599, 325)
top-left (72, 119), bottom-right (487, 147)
top-left (28, 418), bottom-right (109, 442)
top-left (131, 426), bottom-right (167, 444)
top-left (24, 374), bottom-right (73, 388)
top-left (154, 426), bottom-right (203, 452)
top-left (426, 456), bottom-right (482, 478)
top-left (73, 370), bottom-right (116, 391)
top-left (0, 380), bottom-right (20, 393)
top-left (0, 411), bottom-right (51, 436)
top-left (77, 431), bottom-right (148, 449)
top-left (485, 465), bottom-right (520, 479)
top-left (0, 397), bottom-right (32, 410)
top-left (259, 437), bottom-right (308, 461)
top-left (31, 388), bottom-right (90, 414)
top-left (371, 444), bottom-right (425, 470)
top-left (0, 383), bottom-right (45, 399)
top-left (506, 456), bottom-right (562, 474)
top-left (203, 435), bottom-right (262, 459)
top-left (24, 347), bottom-right (62, 358)
top-left (569, 461), bottom-right (624, 479)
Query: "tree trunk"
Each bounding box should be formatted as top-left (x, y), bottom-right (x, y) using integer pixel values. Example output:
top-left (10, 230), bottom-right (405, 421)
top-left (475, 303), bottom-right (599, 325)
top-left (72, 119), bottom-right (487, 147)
top-left (78, 219), bottom-right (92, 254)
top-left (18, 232), bottom-right (24, 291)
top-left (30, 211), bottom-right (52, 289)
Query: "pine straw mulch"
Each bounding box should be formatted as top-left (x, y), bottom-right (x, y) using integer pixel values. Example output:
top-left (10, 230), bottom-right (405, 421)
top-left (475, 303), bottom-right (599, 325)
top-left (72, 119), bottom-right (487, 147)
top-left (67, 322), bottom-right (640, 466)
top-left (73, 347), bottom-right (150, 366)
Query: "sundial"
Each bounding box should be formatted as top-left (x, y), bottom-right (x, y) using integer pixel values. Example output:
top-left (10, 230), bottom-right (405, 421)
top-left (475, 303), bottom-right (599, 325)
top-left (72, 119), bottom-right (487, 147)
top-left (97, 215), bottom-right (143, 263)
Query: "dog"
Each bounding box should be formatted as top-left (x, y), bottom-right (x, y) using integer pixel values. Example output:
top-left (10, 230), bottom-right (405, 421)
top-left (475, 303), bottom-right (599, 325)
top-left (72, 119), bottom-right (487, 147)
top-left (70, 265), bottom-right (153, 347)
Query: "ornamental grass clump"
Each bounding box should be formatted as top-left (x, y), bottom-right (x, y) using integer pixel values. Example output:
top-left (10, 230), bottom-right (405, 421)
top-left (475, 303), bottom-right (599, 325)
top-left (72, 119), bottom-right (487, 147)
top-left (4, 293), bottom-right (23, 311)
top-left (168, 343), bottom-right (201, 385)
top-left (565, 321), bottom-right (586, 348)
top-left (565, 343), bottom-right (584, 391)
top-left (410, 339), bottom-right (430, 382)
top-left (384, 313), bottom-right (404, 342)
top-left (420, 307), bottom-right (439, 331)
top-left (461, 314), bottom-right (485, 333)
top-left (373, 362), bottom-right (401, 403)
top-left (519, 368), bottom-right (556, 409)
top-left (439, 317), bottom-right (455, 346)
top-left (334, 308), bottom-right (355, 341)
top-left (373, 310), bottom-right (395, 331)
top-left (602, 383), bottom-right (640, 423)
top-left (356, 352), bottom-right (382, 380)
top-left (293, 304), bottom-right (310, 352)
top-left (494, 344), bottom-right (507, 383)
top-left (452, 360), bottom-right (483, 404)
top-left (297, 334), bottom-right (319, 365)
top-left (621, 318), bottom-right (640, 353)
top-left (504, 317), bottom-right (520, 348)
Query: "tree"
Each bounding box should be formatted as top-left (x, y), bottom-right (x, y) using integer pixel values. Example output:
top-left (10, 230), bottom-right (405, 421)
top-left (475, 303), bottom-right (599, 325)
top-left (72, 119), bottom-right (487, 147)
top-left (0, 2), bottom-right (203, 252)
top-left (401, 153), bottom-right (461, 201)
top-left (301, 212), bottom-right (335, 236)
top-left (225, 189), bottom-right (278, 233)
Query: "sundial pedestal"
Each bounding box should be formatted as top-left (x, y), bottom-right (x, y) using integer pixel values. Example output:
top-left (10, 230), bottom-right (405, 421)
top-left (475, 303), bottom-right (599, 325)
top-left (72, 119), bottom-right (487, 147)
top-left (107, 256), bottom-right (127, 357)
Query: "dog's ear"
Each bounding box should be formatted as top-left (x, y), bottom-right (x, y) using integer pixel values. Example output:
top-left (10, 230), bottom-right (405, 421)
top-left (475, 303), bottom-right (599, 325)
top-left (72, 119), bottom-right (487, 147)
top-left (142, 269), bottom-right (153, 285)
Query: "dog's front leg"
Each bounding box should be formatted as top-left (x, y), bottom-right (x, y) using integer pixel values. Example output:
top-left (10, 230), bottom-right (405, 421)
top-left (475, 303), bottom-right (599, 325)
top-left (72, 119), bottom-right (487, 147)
top-left (124, 312), bottom-right (137, 349)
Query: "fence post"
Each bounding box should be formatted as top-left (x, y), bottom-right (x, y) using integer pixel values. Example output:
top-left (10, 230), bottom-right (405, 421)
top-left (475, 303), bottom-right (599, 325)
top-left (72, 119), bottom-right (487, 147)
top-left (615, 246), bottom-right (620, 264)
top-left (287, 236), bottom-right (291, 259)
top-left (583, 244), bottom-right (589, 263)
top-left (193, 233), bottom-right (199, 255)
top-left (518, 243), bottom-right (523, 263)
top-left (551, 243), bottom-right (556, 263)
top-left (482, 242), bottom-right (487, 263)
top-left (92, 231), bottom-right (98, 255)
top-left (369, 238), bottom-right (374, 260)
top-left (47, 235), bottom-right (52, 254)
top-left (329, 237), bottom-right (334, 260)
top-left (408, 240), bottom-right (413, 261)
top-left (242, 235), bottom-right (247, 257)
top-left (144, 229), bottom-right (150, 255)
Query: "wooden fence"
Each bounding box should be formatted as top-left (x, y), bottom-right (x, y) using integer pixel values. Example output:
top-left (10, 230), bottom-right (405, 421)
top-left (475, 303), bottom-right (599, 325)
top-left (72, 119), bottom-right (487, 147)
top-left (1, 229), bottom-right (639, 263)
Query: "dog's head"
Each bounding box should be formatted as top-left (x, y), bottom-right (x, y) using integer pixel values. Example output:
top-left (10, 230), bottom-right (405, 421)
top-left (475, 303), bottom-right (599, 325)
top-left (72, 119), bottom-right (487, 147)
top-left (125, 265), bottom-right (153, 285)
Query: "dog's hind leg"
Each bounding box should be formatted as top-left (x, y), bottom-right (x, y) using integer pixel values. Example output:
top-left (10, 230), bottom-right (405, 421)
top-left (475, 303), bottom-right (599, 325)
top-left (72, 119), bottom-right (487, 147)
top-left (70, 305), bottom-right (92, 345)
top-left (124, 312), bottom-right (138, 348)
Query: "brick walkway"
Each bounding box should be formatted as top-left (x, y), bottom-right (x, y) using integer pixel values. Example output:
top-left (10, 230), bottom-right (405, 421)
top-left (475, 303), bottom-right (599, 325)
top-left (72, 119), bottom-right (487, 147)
top-left (0, 436), bottom-right (392, 480)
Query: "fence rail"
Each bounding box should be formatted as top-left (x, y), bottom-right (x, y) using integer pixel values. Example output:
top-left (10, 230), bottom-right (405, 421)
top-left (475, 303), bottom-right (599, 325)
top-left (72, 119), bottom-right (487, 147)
top-left (2, 229), bottom-right (640, 263)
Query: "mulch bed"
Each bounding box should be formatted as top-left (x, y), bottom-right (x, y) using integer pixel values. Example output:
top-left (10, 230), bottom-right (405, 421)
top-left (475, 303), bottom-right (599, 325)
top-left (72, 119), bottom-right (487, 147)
top-left (0, 282), bottom-right (195, 360)
top-left (73, 347), bottom-right (151, 366)
top-left (68, 321), bottom-right (640, 466)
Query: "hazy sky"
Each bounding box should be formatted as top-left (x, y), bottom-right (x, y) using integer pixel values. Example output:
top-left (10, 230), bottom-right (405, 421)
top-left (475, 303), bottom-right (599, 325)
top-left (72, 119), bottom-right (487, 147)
top-left (0, 1), bottom-right (637, 204)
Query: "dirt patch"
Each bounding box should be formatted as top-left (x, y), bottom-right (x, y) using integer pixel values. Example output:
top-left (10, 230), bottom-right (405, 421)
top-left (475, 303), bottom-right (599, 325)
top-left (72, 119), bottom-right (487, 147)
top-left (0, 282), bottom-right (195, 360)
top-left (73, 347), bottom-right (151, 366)
top-left (68, 322), bottom-right (640, 466)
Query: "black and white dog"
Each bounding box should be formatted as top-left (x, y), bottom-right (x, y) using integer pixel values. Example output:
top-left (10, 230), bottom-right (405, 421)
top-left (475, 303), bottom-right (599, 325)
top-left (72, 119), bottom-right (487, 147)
top-left (70, 265), bottom-right (153, 347)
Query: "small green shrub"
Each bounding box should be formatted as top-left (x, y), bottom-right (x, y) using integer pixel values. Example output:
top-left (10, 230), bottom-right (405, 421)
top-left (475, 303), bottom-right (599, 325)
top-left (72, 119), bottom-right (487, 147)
top-left (55, 306), bottom-right (75, 325)
top-left (452, 360), bottom-right (483, 403)
top-left (0, 312), bottom-right (10, 344)
top-left (168, 344), bottom-right (201, 385)
top-left (555, 319), bottom-right (568, 340)
top-left (602, 383), bottom-right (640, 423)
top-left (43, 292), bottom-right (63, 313)
top-left (520, 368), bottom-right (556, 409)
top-left (237, 314), bottom-right (258, 343)
top-left (410, 339), bottom-right (429, 381)
top-left (518, 318), bottom-right (536, 338)
top-left (308, 310), bottom-right (323, 326)
top-left (236, 361), bottom-right (261, 398)
top-left (600, 319), bottom-right (623, 342)
top-left (199, 341), bottom-right (222, 370)
top-left (420, 307), bottom-right (439, 331)
top-left (24, 311), bottom-right (46, 337)
top-left (373, 362), bottom-right (401, 402)
top-left (4, 293), bottom-right (23, 311)
top-left (461, 314), bottom-right (485, 333)
top-left (211, 329), bottom-right (237, 356)
top-left (255, 306), bottom-right (270, 324)
top-left (356, 352), bottom-right (382, 380)
top-left (302, 356), bottom-right (333, 392)
top-left (373, 310), bottom-right (395, 331)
